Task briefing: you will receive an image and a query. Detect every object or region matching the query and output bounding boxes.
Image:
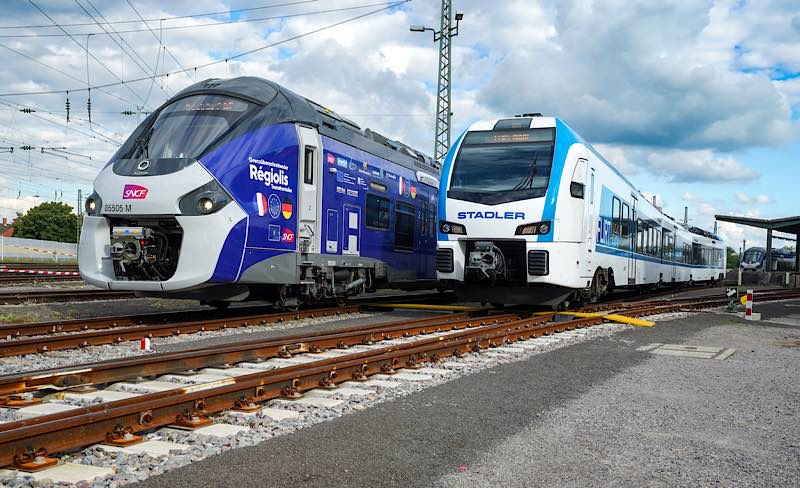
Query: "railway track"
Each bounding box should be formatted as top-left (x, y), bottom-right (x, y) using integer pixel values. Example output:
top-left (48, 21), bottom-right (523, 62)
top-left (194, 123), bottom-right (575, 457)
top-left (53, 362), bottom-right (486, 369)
top-left (0, 288), bottom-right (134, 305)
top-left (2, 289), bottom-right (798, 470)
top-left (0, 291), bottom-right (456, 356)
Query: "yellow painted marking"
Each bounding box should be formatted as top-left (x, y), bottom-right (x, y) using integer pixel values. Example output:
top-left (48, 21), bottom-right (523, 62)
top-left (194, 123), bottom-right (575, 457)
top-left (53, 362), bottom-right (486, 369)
top-left (368, 303), bottom-right (483, 312)
top-left (554, 311), bottom-right (655, 327)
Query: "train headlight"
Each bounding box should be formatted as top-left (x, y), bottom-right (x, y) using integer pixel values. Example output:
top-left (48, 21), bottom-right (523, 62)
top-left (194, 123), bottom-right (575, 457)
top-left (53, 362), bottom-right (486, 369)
top-left (439, 220), bottom-right (466, 235)
top-left (197, 197), bottom-right (215, 214)
top-left (179, 180), bottom-right (232, 216)
top-left (84, 192), bottom-right (102, 216)
top-left (515, 221), bottom-right (551, 235)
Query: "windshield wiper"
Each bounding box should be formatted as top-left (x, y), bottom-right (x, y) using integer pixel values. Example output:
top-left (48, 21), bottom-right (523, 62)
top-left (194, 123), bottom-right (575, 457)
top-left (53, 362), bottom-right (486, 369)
top-left (511, 156), bottom-right (538, 191)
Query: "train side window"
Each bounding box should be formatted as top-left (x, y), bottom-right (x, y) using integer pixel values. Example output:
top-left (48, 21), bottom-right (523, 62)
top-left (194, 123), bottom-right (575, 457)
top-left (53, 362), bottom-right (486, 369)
top-left (612, 197), bottom-right (621, 235)
top-left (303, 146), bottom-right (315, 185)
top-left (394, 202), bottom-right (415, 250)
top-left (365, 193), bottom-right (390, 230)
top-left (622, 203), bottom-right (630, 237)
top-left (636, 219), bottom-right (643, 253)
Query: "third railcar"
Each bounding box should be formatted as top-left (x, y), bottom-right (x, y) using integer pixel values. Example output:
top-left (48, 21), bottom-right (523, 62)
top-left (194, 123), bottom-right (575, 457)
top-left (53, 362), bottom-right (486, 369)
top-left (436, 115), bottom-right (726, 307)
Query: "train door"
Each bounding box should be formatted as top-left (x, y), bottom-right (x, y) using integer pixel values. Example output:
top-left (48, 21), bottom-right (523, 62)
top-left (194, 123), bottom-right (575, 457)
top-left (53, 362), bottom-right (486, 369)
top-left (628, 196), bottom-right (637, 285)
top-left (342, 204), bottom-right (361, 256)
top-left (585, 166), bottom-right (596, 276)
top-left (297, 126), bottom-right (322, 254)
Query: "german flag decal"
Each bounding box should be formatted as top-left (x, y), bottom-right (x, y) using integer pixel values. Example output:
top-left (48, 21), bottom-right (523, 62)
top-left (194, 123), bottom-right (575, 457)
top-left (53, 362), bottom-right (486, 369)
top-left (281, 199), bottom-right (293, 219)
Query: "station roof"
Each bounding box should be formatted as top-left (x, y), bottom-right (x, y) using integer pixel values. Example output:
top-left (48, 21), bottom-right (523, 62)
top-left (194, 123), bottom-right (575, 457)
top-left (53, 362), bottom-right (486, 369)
top-left (715, 215), bottom-right (800, 235)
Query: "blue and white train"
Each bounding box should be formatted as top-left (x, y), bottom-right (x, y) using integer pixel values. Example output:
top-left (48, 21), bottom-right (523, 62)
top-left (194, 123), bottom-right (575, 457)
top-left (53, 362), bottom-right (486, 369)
top-left (436, 115), bottom-right (726, 307)
top-left (79, 77), bottom-right (440, 307)
top-left (740, 247), bottom-right (796, 272)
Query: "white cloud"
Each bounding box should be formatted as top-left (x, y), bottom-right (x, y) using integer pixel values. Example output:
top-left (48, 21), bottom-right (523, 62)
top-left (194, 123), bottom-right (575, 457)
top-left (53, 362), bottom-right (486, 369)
top-left (735, 192), bottom-right (752, 204)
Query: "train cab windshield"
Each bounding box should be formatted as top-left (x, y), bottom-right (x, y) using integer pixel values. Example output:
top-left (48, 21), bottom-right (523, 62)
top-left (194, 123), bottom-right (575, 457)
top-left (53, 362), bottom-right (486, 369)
top-left (448, 128), bottom-right (555, 205)
top-left (125, 94), bottom-right (255, 160)
top-left (742, 248), bottom-right (765, 264)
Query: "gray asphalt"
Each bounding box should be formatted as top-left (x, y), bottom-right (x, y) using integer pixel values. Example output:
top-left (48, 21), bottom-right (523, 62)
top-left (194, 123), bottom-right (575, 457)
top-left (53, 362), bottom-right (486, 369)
top-left (132, 300), bottom-right (800, 488)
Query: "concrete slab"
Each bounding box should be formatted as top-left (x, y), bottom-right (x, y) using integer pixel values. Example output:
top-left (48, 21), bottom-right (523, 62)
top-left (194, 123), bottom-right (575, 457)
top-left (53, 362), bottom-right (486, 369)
top-left (660, 344), bottom-right (724, 353)
top-left (651, 349), bottom-right (717, 359)
top-left (198, 367), bottom-right (261, 377)
top-left (259, 408), bottom-right (301, 421)
top-left (636, 343), bottom-right (663, 352)
top-left (341, 379), bottom-right (402, 389)
top-left (482, 351), bottom-right (513, 359)
top-left (716, 348), bottom-right (736, 360)
top-left (237, 361), bottom-right (278, 370)
top-left (272, 396), bottom-right (344, 408)
top-left (439, 361), bottom-right (471, 369)
top-left (0, 463), bottom-right (112, 483)
top-left (107, 381), bottom-right (181, 393)
top-left (17, 402), bottom-right (80, 418)
top-left (98, 440), bottom-right (189, 456)
top-left (63, 389), bottom-right (138, 403)
top-left (305, 387), bottom-right (373, 398)
top-left (491, 346), bottom-right (526, 354)
top-left (192, 423), bottom-right (250, 438)
top-left (156, 373), bottom-right (233, 384)
top-left (390, 372), bottom-right (433, 381)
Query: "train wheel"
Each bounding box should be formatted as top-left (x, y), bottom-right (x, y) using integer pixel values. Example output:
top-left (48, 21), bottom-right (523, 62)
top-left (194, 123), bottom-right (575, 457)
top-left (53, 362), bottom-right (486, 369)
top-left (335, 296), bottom-right (348, 307)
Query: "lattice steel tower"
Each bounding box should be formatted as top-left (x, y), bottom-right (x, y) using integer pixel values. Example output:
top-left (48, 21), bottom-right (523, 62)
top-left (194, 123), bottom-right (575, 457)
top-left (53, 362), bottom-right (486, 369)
top-left (411, 2), bottom-right (463, 164)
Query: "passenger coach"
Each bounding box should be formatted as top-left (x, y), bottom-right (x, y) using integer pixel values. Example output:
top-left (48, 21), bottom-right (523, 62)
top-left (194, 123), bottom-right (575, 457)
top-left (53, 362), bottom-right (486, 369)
top-left (79, 77), bottom-right (440, 307)
top-left (436, 115), bottom-right (726, 307)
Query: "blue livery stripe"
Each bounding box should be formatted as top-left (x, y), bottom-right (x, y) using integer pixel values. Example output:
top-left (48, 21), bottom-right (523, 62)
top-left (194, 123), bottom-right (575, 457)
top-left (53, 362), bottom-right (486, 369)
top-left (595, 243), bottom-right (720, 269)
top-left (438, 129), bottom-right (467, 242)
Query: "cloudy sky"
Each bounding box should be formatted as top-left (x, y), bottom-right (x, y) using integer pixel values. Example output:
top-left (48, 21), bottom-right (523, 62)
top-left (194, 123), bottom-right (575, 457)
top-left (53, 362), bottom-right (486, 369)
top-left (0, 0), bottom-right (796, 250)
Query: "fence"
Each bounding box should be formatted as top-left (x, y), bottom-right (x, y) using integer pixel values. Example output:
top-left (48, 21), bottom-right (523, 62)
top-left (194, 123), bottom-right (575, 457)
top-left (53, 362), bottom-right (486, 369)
top-left (0, 236), bottom-right (77, 263)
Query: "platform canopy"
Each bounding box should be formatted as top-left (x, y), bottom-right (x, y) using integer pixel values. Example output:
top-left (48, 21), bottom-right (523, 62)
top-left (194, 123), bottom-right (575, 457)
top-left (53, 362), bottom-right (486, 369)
top-left (715, 214), bottom-right (799, 272)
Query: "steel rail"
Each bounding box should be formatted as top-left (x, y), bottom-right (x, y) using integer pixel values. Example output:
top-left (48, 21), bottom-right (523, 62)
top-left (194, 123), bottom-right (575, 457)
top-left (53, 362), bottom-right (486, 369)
top-left (0, 289), bottom-right (135, 305)
top-left (0, 312), bottom-right (594, 468)
top-left (0, 311), bottom-right (505, 396)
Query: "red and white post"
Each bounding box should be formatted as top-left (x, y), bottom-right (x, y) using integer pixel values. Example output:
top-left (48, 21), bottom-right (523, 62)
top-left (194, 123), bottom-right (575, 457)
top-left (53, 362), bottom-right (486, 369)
top-left (745, 289), bottom-right (754, 320)
top-left (140, 337), bottom-right (152, 351)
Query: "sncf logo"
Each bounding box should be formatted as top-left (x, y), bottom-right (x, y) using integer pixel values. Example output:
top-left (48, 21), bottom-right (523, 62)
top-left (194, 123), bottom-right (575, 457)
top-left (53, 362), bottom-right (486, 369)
top-left (122, 184), bottom-right (148, 199)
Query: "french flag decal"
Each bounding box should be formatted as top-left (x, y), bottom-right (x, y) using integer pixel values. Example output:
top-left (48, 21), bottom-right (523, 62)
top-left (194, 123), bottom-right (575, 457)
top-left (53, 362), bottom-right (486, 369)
top-left (255, 192), bottom-right (268, 216)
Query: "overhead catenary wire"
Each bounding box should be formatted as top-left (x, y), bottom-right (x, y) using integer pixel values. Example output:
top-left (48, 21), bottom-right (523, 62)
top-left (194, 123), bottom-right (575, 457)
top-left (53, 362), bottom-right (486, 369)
top-left (73, 0), bottom-right (173, 100)
top-left (0, 99), bottom-right (122, 146)
top-left (0, 0), bottom-right (320, 29)
top-left (0, 1), bottom-right (406, 38)
top-left (125, 0), bottom-right (194, 85)
top-left (0, 42), bottom-right (140, 107)
top-left (27, 0), bottom-right (149, 108)
top-left (0, 0), bottom-right (410, 97)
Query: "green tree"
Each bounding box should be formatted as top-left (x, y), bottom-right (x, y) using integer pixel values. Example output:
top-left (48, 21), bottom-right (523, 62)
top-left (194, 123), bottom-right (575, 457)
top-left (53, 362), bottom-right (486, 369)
top-left (12, 202), bottom-right (77, 243)
top-left (726, 246), bottom-right (740, 269)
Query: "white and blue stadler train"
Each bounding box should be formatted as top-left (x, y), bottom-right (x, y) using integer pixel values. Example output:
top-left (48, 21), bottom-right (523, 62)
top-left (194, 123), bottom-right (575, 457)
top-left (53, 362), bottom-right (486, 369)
top-left (436, 115), bottom-right (726, 307)
top-left (79, 77), bottom-right (440, 307)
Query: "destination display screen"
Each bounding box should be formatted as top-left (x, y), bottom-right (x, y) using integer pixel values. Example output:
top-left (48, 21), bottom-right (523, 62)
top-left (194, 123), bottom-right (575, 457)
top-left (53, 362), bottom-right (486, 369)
top-left (463, 128), bottom-right (555, 145)
top-left (178, 96), bottom-right (248, 112)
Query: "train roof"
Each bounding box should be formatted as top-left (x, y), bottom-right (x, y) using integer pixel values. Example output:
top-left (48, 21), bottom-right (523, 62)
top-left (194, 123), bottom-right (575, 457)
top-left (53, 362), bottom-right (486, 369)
top-left (174, 77), bottom-right (439, 176)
